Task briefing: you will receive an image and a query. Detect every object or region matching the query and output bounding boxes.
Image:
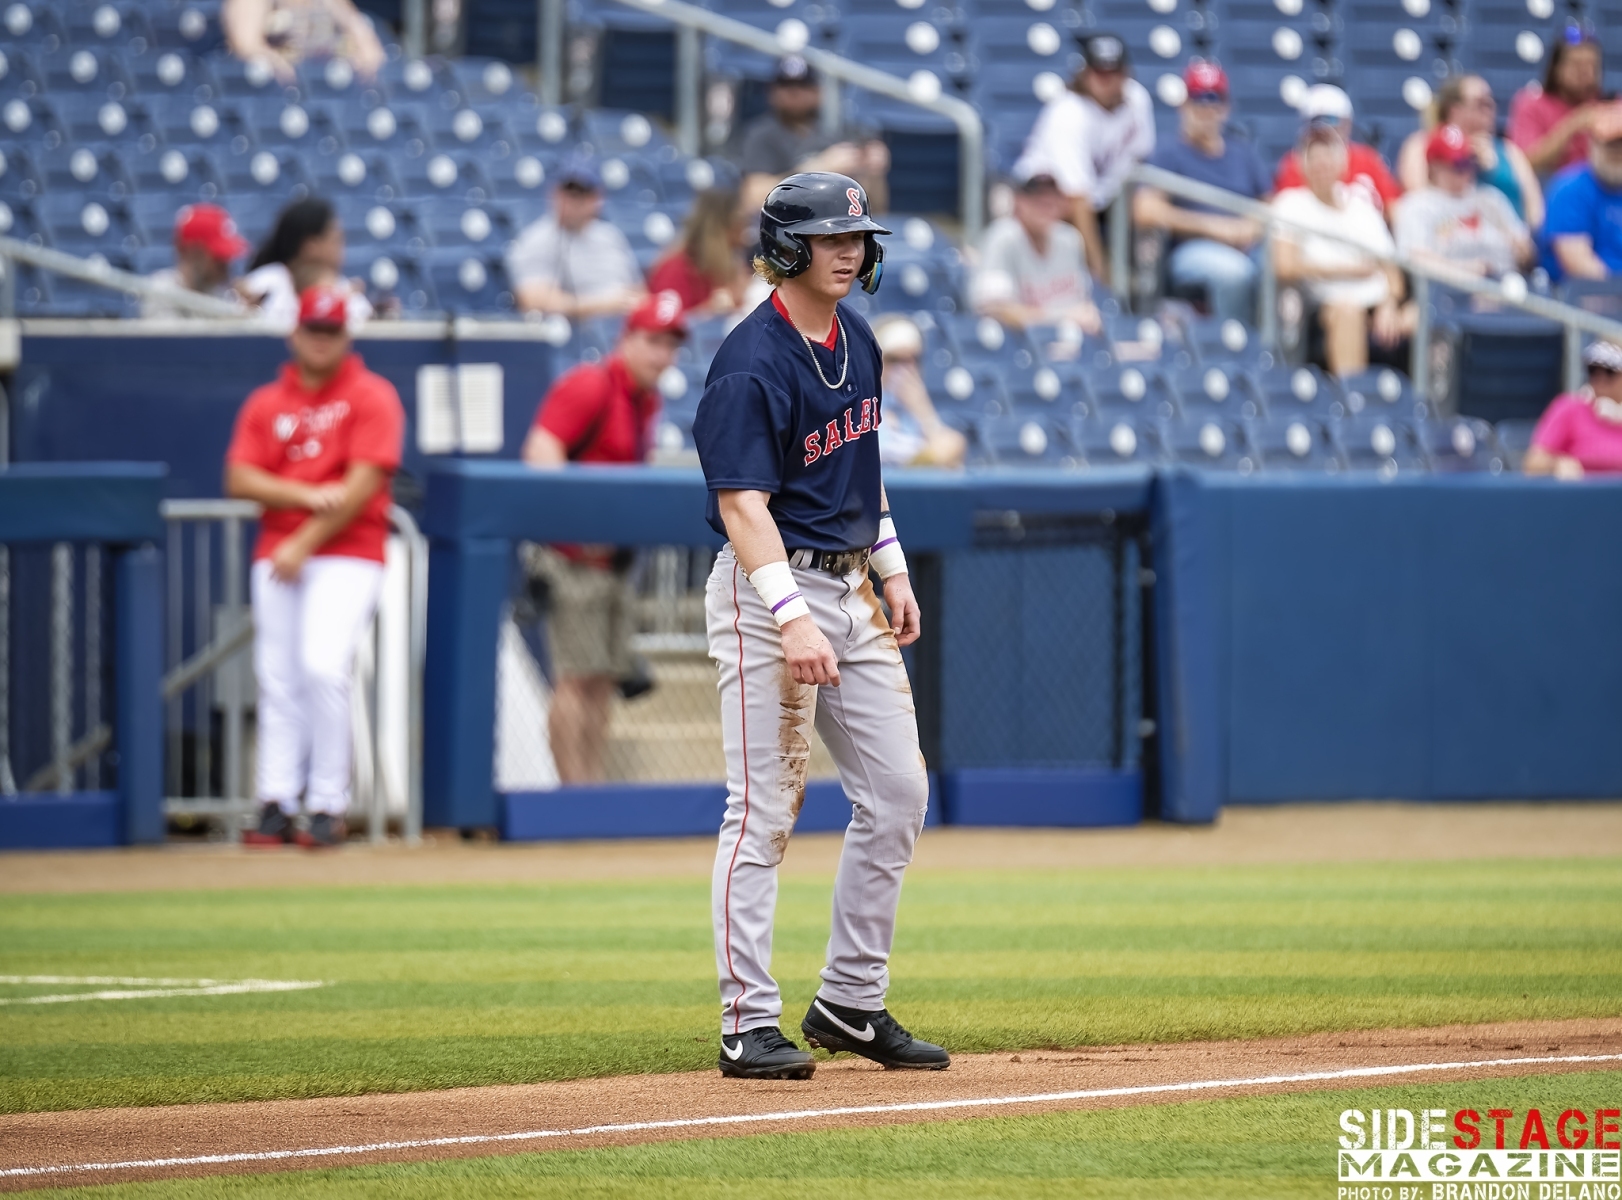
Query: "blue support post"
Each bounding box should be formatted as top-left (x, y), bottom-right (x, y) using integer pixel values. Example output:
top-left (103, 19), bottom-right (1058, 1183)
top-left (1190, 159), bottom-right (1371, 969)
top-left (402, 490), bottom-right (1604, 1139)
top-left (116, 543), bottom-right (165, 844)
top-left (423, 536), bottom-right (510, 829)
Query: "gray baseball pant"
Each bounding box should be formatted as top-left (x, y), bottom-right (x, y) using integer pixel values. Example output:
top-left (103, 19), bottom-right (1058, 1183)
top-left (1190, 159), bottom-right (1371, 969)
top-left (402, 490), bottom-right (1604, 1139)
top-left (705, 543), bottom-right (931, 1036)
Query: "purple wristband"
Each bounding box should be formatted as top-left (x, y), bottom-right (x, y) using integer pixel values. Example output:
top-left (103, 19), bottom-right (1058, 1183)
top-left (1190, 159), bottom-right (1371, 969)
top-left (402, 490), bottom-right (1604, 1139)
top-left (769, 591), bottom-right (803, 614)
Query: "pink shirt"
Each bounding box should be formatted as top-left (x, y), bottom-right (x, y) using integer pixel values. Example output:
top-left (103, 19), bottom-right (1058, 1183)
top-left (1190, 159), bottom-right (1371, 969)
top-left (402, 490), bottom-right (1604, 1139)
top-left (1508, 86), bottom-right (1594, 173)
top-left (1530, 393), bottom-right (1622, 472)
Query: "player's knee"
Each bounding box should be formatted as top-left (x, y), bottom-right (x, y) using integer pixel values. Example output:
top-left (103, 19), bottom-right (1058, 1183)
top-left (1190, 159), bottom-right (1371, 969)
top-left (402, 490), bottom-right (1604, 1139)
top-left (870, 770), bottom-right (929, 864)
top-left (298, 652), bottom-right (350, 694)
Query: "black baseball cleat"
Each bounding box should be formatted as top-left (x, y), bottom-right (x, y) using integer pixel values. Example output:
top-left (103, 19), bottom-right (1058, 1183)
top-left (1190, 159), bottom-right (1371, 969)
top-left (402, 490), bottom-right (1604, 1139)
top-left (241, 802), bottom-right (293, 846)
top-left (717, 1026), bottom-right (815, 1079)
top-left (801, 997), bottom-right (950, 1070)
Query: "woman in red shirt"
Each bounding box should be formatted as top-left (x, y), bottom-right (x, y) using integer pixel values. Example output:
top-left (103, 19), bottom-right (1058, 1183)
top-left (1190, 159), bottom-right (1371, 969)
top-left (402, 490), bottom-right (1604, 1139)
top-left (647, 188), bottom-right (756, 315)
top-left (224, 285), bottom-right (405, 846)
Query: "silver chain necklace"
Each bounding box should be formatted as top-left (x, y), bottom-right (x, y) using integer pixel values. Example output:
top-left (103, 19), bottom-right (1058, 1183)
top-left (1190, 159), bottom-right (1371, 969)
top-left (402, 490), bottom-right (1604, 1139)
top-left (796, 313), bottom-right (849, 390)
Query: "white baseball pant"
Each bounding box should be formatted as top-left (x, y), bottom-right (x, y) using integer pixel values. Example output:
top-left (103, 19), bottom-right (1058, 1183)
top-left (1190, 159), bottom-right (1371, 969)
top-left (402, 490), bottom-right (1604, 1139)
top-left (252, 555), bottom-right (385, 815)
top-left (706, 544), bottom-right (931, 1035)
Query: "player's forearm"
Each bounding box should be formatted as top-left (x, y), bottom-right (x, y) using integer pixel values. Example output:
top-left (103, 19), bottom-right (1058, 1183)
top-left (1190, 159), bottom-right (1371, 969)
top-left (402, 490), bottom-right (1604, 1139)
top-left (717, 490), bottom-right (789, 576)
top-left (285, 464), bottom-right (386, 553)
top-left (225, 463), bottom-right (314, 511)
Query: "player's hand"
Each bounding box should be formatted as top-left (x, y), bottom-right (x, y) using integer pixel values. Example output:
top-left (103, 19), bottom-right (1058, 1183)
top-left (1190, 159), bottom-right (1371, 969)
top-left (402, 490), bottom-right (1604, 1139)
top-left (883, 573), bottom-right (921, 647)
top-left (781, 615), bottom-right (840, 687)
top-left (270, 540), bottom-right (310, 582)
top-left (305, 483), bottom-right (348, 513)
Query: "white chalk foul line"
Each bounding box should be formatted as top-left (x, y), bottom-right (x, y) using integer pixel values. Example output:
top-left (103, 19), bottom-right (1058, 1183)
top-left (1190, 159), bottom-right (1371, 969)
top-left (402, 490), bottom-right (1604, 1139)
top-left (3, 1051), bottom-right (1620, 1180)
top-left (0, 977), bottom-right (325, 1006)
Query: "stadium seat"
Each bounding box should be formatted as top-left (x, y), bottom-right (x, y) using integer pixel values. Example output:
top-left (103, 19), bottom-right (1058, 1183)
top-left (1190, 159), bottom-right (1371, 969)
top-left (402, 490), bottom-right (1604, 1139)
top-left (1, 1), bottom-right (67, 47)
top-left (1170, 362), bottom-right (1264, 419)
top-left (394, 150), bottom-right (490, 203)
top-left (596, 152), bottom-right (663, 205)
top-left (147, 0), bottom-right (222, 53)
top-left (941, 312), bottom-right (1035, 369)
top-left (1336, 414), bottom-right (1428, 474)
top-left (1182, 314), bottom-right (1276, 369)
top-left (34, 143), bottom-right (132, 196)
top-left (924, 357), bottom-right (1006, 419)
top-left (378, 55), bottom-right (450, 103)
top-left (1251, 364), bottom-right (1346, 418)
top-left (332, 194), bottom-right (420, 251)
top-left (1, 94), bottom-right (65, 144)
top-left (1421, 416), bottom-right (1504, 473)
top-left (0, 146), bottom-right (42, 199)
top-left (412, 196), bottom-right (512, 249)
top-left (0, 197), bottom-right (44, 242)
top-left (211, 53), bottom-right (289, 101)
top-left (1070, 412), bottom-right (1163, 466)
top-left (44, 193), bottom-right (142, 254)
top-left (237, 98), bottom-right (344, 154)
top-left (59, 93), bottom-right (145, 142)
top-left (121, 45), bottom-right (217, 99)
top-left (347, 246), bottom-right (436, 314)
top-left (337, 101), bottom-right (430, 155)
top-left (1003, 360), bottom-right (1080, 411)
top-left (124, 142), bottom-right (222, 197)
top-left (296, 56), bottom-right (378, 104)
top-left (444, 56), bottom-right (532, 107)
top-left (1162, 415), bottom-right (1255, 471)
top-left (1082, 363), bottom-right (1180, 421)
top-left (214, 147), bottom-right (311, 199)
top-left (0, 46), bottom-right (42, 97)
top-left (1340, 366), bottom-right (1424, 419)
top-left (484, 150), bottom-right (554, 202)
top-left (64, 3), bottom-right (155, 48)
top-left (979, 413), bottom-right (1076, 466)
top-left (1493, 417), bottom-right (1536, 470)
top-left (1247, 413), bottom-right (1341, 470)
top-left (422, 247), bottom-right (513, 312)
top-left (3, 260), bottom-right (52, 313)
top-left (306, 149), bottom-right (400, 201)
top-left (145, 94), bottom-right (241, 149)
top-left (35, 45), bottom-right (130, 96)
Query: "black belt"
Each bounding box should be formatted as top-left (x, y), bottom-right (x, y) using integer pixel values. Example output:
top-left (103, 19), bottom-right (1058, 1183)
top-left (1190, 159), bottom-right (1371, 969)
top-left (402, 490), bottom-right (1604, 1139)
top-left (787, 548), bottom-right (870, 575)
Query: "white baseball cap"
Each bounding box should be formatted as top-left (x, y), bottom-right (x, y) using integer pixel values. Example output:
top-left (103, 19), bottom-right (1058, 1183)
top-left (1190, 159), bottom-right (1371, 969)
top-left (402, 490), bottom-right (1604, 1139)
top-left (1298, 84), bottom-right (1353, 121)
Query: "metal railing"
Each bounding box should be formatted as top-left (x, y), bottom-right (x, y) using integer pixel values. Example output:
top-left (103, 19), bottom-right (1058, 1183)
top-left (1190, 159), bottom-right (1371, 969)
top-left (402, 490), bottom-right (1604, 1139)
top-left (160, 499), bottom-right (427, 844)
top-left (0, 237), bottom-right (247, 320)
top-left (594, 0), bottom-right (987, 238)
top-left (1112, 163), bottom-right (1622, 397)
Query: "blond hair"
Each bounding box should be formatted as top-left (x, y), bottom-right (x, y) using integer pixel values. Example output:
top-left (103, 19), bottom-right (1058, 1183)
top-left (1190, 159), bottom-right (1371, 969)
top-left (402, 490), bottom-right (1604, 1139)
top-left (752, 254), bottom-right (789, 288)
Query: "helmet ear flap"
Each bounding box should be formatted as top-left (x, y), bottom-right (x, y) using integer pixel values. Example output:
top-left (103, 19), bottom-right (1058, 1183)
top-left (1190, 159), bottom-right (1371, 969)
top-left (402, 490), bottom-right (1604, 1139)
top-left (761, 222), bottom-right (812, 278)
top-left (859, 234), bottom-right (884, 294)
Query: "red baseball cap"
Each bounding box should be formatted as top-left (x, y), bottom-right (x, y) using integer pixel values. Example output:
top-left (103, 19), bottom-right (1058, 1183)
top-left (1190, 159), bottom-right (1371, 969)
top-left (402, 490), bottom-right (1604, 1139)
top-left (174, 203), bottom-right (248, 261)
top-left (625, 289), bottom-right (688, 339)
top-left (1184, 61), bottom-right (1228, 101)
top-left (1425, 123), bottom-right (1476, 168)
top-left (297, 284), bottom-right (349, 331)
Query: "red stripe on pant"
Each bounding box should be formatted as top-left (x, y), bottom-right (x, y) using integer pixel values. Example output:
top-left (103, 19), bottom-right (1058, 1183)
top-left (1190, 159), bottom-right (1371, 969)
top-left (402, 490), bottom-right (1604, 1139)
top-left (720, 559), bottom-right (750, 1034)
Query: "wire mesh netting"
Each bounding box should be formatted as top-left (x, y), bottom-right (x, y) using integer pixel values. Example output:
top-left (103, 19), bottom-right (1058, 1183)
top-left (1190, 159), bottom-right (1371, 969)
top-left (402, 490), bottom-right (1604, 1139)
top-left (495, 543), bottom-right (839, 789)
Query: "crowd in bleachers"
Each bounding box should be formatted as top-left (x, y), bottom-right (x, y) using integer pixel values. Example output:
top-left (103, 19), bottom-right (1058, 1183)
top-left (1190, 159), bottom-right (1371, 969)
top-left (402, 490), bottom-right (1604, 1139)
top-left (3, 0), bottom-right (1622, 474)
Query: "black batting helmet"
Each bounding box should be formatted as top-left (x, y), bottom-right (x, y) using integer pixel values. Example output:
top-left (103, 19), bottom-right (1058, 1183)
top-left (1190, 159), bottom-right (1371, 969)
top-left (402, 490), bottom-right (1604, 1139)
top-left (758, 172), bottom-right (890, 294)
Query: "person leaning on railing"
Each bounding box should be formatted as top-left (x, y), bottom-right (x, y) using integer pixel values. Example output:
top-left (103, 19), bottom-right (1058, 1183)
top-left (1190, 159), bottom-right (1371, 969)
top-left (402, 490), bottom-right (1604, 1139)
top-left (1524, 340), bottom-right (1622, 480)
top-left (1271, 122), bottom-right (1414, 378)
top-left (141, 204), bottom-right (250, 319)
top-left (518, 292), bottom-right (687, 784)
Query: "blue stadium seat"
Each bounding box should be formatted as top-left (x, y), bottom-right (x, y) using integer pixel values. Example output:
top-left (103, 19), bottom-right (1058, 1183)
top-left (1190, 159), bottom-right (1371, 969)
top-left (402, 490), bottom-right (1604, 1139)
top-left (941, 312), bottom-right (1035, 369)
top-left (121, 45), bottom-right (217, 99)
top-left (394, 150), bottom-right (490, 203)
top-left (1106, 313), bottom-right (1188, 366)
top-left (1170, 362), bottom-right (1265, 419)
top-left (4, 261), bottom-right (52, 313)
top-left (579, 109), bottom-right (673, 157)
top-left (1344, 66), bottom-right (1436, 123)
top-left (923, 358), bottom-right (1006, 417)
top-left (444, 56), bottom-right (532, 107)
top-left (124, 142), bottom-right (222, 196)
top-left (1183, 314), bottom-right (1276, 368)
top-left (837, 14), bottom-right (970, 80)
top-left (145, 94), bottom-right (242, 149)
top-left (0, 46), bottom-right (42, 96)
top-left (1336, 414), bottom-right (1427, 474)
top-left (34, 143), bottom-right (132, 196)
top-left (484, 150), bottom-right (553, 202)
top-left (58, 93), bottom-right (144, 142)
top-left (1, 1), bottom-right (66, 46)
top-left (0, 146), bottom-right (42, 199)
top-left (1247, 413), bottom-right (1341, 470)
top-left (1082, 362), bottom-right (1180, 421)
top-left (131, 242), bottom-right (175, 273)
top-left (1339, 366), bottom-right (1424, 419)
top-left (336, 100), bottom-right (430, 154)
top-left (1493, 417), bottom-right (1536, 469)
top-left (43, 193), bottom-right (142, 254)
top-left (295, 55), bottom-right (378, 104)
top-left (412, 196), bottom-right (512, 249)
top-left (422, 247), bottom-right (513, 312)
top-left (979, 413), bottom-right (1075, 466)
top-left (1420, 416), bottom-right (1504, 473)
top-left (1003, 360), bottom-right (1081, 411)
top-left (306, 148), bottom-right (400, 201)
top-left (130, 190), bottom-right (189, 240)
top-left (0, 197), bottom-right (44, 242)
top-left (147, 0), bottom-right (222, 52)
top-left (378, 55), bottom-right (449, 103)
top-left (1251, 364), bottom-right (1345, 418)
top-left (64, 3), bottom-right (154, 48)
top-left (331, 194), bottom-right (420, 251)
top-left (38, 46), bottom-right (134, 96)
top-left (230, 96), bottom-right (342, 154)
top-left (509, 105), bottom-right (576, 153)
top-left (1161, 415), bottom-right (1255, 470)
top-left (212, 54), bottom-right (292, 100)
top-left (1340, 0), bottom-right (1459, 38)
top-left (214, 146), bottom-right (311, 198)
top-left (347, 246), bottom-right (436, 315)
top-left (2, 94), bottom-right (65, 144)
top-left (412, 102), bottom-right (513, 153)
top-left (1070, 412), bottom-right (1163, 466)
top-left (32, 272), bottom-right (138, 317)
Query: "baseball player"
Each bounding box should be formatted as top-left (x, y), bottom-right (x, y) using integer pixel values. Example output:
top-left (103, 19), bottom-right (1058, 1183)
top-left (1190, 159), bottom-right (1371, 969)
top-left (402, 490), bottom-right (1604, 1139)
top-left (226, 284), bottom-right (405, 848)
top-left (693, 172), bottom-right (947, 1079)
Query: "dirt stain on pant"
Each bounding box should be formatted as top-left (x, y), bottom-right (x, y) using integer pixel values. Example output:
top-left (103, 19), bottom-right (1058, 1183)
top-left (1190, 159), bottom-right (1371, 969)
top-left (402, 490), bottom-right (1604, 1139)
top-left (772, 663), bottom-right (814, 860)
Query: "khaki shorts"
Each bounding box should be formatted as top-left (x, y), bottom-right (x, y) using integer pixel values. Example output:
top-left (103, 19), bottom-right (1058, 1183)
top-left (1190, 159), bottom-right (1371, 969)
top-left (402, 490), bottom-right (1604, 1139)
top-left (523, 545), bottom-right (633, 680)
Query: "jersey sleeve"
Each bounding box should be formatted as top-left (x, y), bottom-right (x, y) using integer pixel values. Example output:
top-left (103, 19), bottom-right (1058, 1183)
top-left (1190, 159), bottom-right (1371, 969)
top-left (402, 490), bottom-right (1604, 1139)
top-left (350, 377), bottom-right (405, 472)
top-left (692, 371), bottom-right (796, 493)
top-left (1530, 395), bottom-right (1580, 455)
top-left (535, 366), bottom-right (610, 455)
top-left (224, 391), bottom-right (275, 471)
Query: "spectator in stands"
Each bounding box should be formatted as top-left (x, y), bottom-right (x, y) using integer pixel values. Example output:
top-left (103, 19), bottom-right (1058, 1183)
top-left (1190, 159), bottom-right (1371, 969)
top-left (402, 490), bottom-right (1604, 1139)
top-left (646, 188), bottom-right (755, 315)
top-left (222, 0), bottom-right (385, 85)
top-left (508, 157), bottom-right (646, 319)
top-left (1395, 125), bottom-right (1534, 278)
top-left (1273, 124), bottom-right (1411, 377)
top-left (1542, 109), bottom-right (1622, 282)
top-left (227, 284), bottom-right (404, 848)
top-left (1014, 33), bottom-right (1155, 281)
top-left (1524, 340), bottom-right (1622, 478)
top-left (1275, 85), bottom-right (1403, 220)
top-left (970, 170), bottom-right (1102, 334)
top-left (871, 316), bottom-right (967, 469)
top-left (1509, 25), bottom-right (1617, 178)
top-left (142, 204), bottom-right (248, 319)
top-left (734, 56), bottom-right (890, 218)
top-left (241, 198), bottom-right (373, 334)
top-left (1131, 62), bottom-right (1270, 325)
top-left (1398, 75), bottom-right (1543, 230)
top-left (519, 292), bottom-right (687, 783)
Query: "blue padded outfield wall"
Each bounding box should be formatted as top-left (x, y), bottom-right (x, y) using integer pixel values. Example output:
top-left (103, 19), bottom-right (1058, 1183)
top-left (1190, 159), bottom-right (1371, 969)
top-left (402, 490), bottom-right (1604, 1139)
top-left (1152, 471), bottom-right (1622, 823)
top-left (0, 464), bottom-right (167, 850)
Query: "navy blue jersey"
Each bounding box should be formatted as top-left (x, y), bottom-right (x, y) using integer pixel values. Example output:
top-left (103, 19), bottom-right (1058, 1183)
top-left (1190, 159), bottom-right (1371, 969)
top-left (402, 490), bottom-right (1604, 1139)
top-left (693, 294), bottom-right (884, 551)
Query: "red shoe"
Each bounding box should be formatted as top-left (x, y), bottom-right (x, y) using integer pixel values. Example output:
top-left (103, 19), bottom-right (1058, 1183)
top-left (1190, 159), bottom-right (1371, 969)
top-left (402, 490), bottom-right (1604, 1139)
top-left (294, 813), bottom-right (347, 849)
top-left (241, 802), bottom-right (293, 846)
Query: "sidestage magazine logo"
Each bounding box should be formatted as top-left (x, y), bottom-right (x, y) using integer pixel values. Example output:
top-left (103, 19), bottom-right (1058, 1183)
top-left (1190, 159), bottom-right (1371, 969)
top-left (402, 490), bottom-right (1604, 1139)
top-left (1336, 1104), bottom-right (1621, 1199)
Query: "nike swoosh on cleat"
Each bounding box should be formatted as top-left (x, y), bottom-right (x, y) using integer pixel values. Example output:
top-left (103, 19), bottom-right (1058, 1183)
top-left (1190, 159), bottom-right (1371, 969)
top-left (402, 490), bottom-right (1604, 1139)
top-left (814, 999), bottom-right (875, 1042)
top-left (721, 1039), bottom-right (744, 1060)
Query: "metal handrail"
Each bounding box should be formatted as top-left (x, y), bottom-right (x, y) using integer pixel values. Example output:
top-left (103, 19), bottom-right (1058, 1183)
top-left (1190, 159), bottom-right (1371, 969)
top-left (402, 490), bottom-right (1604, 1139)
top-left (0, 236), bottom-right (247, 319)
top-left (603, 0), bottom-right (987, 239)
top-left (1117, 163), bottom-right (1622, 395)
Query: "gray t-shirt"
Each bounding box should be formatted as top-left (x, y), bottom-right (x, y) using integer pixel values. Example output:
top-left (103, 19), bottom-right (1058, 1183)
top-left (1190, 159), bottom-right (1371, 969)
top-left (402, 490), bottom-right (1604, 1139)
top-left (733, 112), bottom-right (878, 177)
top-left (140, 268), bottom-right (243, 319)
top-left (970, 216), bottom-right (1092, 316)
top-left (505, 214), bottom-right (641, 298)
top-left (1394, 185), bottom-right (1528, 278)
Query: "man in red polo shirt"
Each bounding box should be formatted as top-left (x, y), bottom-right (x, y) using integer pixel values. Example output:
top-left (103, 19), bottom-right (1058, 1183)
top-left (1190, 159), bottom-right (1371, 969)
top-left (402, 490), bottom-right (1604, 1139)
top-left (225, 285), bottom-right (405, 847)
top-left (521, 290), bottom-right (686, 782)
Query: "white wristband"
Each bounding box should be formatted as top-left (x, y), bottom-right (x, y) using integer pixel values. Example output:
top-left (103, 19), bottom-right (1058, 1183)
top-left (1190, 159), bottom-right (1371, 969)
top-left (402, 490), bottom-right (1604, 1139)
top-left (748, 560), bottom-right (811, 628)
top-left (869, 515), bottom-right (908, 579)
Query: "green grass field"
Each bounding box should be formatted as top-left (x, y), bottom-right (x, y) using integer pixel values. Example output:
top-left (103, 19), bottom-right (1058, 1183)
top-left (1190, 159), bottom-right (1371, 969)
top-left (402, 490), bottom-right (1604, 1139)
top-left (20, 1071), bottom-right (1622, 1199)
top-left (3, 857), bottom-right (1621, 1116)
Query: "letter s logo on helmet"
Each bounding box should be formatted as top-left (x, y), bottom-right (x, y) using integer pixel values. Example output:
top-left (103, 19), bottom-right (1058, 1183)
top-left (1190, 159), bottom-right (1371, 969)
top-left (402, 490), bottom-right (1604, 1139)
top-left (759, 172), bottom-right (892, 294)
